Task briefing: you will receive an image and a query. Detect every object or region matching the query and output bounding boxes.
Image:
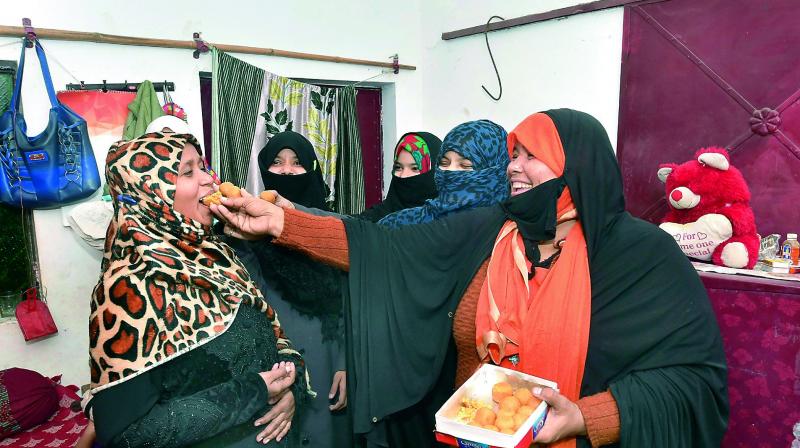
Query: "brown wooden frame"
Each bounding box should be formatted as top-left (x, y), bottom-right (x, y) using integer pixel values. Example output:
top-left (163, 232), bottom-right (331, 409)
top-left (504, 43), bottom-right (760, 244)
top-left (441, 0), bottom-right (663, 40)
top-left (0, 25), bottom-right (415, 71)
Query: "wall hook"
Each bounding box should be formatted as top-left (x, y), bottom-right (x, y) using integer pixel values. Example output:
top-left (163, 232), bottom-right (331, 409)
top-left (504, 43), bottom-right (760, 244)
top-left (22, 18), bottom-right (36, 48)
top-left (193, 32), bottom-right (210, 59)
top-left (481, 15), bottom-right (506, 101)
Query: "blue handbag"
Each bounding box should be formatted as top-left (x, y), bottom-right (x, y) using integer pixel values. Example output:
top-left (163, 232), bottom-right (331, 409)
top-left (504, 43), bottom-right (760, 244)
top-left (0, 39), bottom-right (100, 208)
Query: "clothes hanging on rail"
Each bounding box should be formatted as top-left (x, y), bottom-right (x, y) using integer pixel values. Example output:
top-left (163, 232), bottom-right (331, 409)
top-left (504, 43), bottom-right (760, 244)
top-left (123, 80), bottom-right (164, 139)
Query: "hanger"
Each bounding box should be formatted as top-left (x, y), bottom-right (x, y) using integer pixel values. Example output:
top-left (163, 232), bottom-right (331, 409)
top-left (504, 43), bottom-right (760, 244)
top-left (481, 15), bottom-right (506, 101)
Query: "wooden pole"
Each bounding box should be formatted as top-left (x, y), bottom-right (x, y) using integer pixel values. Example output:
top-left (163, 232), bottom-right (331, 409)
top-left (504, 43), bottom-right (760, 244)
top-left (441, 0), bottom-right (658, 40)
top-left (0, 25), bottom-right (416, 71)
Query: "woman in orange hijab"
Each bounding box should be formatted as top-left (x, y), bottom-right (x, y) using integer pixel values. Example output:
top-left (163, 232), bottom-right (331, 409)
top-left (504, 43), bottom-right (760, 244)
top-left (213, 109), bottom-right (728, 448)
top-left (473, 112), bottom-right (593, 445)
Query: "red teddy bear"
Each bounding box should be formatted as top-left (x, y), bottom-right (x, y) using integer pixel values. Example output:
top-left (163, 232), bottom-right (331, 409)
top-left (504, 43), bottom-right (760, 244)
top-left (657, 147), bottom-right (759, 269)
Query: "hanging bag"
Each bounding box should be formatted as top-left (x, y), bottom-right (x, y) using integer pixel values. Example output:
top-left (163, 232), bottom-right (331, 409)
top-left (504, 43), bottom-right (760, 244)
top-left (15, 287), bottom-right (57, 341)
top-left (161, 83), bottom-right (187, 121)
top-left (0, 39), bottom-right (100, 208)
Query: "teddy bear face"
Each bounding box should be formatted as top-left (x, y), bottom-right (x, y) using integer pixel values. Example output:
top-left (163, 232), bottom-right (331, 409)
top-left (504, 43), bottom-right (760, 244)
top-left (659, 148), bottom-right (751, 211)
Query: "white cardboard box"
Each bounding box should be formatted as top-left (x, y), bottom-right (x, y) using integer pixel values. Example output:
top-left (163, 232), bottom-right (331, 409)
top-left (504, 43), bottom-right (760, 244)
top-left (435, 364), bottom-right (558, 448)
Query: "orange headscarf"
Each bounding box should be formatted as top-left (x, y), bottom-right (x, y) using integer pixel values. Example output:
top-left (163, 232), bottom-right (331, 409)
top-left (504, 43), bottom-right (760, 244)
top-left (475, 113), bottom-right (592, 448)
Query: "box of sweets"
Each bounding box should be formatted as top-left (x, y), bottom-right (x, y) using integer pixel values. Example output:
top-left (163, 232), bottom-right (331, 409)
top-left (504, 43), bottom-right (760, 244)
top-left (435, 364), bottom-right (558, 448)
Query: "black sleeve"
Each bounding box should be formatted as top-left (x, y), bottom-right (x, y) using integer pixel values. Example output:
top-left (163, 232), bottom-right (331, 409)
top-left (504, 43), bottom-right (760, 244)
top-left (295, 204), bottom-right (345, 218)
top-left (611, 365), bottom-right (728, 448)
top-left (343, 205), bottom-right (506, 434)
top-left (586, 217), bottom-right (728, 447)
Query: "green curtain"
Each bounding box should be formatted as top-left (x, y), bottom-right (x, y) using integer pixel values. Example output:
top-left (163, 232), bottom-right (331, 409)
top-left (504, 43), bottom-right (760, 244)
top-left (0, 62), bottom-right (33, 294)
top-left (211, 48), bottom-right (265, 188)
top-left (333, 86), bottom-right (365, 214)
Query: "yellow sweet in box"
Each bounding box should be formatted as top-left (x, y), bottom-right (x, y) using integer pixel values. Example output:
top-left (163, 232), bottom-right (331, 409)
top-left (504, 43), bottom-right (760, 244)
top-left (517, 405), bottom-right (535, 418)
top-left (491, 381), bottom-right (513, 402)
top-left (500, 396), bottom-right (521, 413)
top-left (496, 409), bottom-right (515, 421)
top-left (474, 407), bottom-right (496, 426)
top-left (456, 397), bottom-right (492, 424)
top-left (495, 414), bottom-right (515, 431)
top-left (512, 413), bottom-right (527, 428)
top-left (458, 380), bottom-right (544, 434)
top-left (514, 387), bottom-right (533, 405)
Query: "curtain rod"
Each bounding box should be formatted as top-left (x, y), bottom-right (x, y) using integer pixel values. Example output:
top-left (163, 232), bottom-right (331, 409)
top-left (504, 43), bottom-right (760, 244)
top-left (65, 81), bottom-right (175, 93)
top-left (0, 25), bottom-right (416, 71)
top-left (441, 0), bottom-right (660, 40)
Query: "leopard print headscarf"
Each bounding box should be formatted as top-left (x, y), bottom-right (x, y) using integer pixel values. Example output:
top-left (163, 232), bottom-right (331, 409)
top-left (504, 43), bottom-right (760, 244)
top-left (88, 132), bottom-right (299, 393)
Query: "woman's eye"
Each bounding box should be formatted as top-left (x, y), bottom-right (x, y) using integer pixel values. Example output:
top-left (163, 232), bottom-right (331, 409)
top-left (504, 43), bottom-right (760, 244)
top-left (393, 164), bottom-right (402, 171)
top-left (272, 159), bottom-right (281, 165)
top-left (439, 159), bottom-right (448, 166)
top-left (412, 165), bottom-right (420, 171)
top-left (293, 161), bottom-right (302, 166)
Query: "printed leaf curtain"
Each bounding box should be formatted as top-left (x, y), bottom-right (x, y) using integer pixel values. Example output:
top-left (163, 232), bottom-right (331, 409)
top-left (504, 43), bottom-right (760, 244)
top-left (211, 48), bottom-right (340, 199)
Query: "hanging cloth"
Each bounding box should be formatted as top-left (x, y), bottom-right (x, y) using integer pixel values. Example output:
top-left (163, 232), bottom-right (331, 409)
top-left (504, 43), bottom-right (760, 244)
top-left (122, 80), bottom-right (164, 139)
top-left (333, 85), bottom-right (365, 214)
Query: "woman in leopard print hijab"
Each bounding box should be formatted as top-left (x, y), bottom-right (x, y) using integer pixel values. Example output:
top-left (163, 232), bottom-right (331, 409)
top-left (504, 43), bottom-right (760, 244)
top-left (86, 131), bottom-right (310, 447)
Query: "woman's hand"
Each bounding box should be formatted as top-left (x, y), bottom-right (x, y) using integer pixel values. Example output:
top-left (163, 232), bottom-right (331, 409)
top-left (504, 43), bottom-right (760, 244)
top-left (258, 361), bottom-right (296, 403)
top-left (254, 390), bottom-right (295, 444)
top-left (328, 370), bottom-right (347, 411)
top-left (532, 387), bottom-right (587, 444)
top-left (74, 420), bottom-right (95, 448)
top-left (211, 189), bottom-right (285, 239)
top-left (265, 190), bottom-right (295, 210)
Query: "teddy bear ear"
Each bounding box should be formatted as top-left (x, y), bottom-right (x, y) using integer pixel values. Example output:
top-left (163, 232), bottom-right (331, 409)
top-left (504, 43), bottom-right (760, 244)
top-left (697, 152), bottom-right (730, 171)
top-left (657, 165), bottom-right (673, 183)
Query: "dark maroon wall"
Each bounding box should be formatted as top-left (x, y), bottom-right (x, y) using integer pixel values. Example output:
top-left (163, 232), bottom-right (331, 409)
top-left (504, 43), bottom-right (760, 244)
top-left (618, 0), bottom-right (800, 238)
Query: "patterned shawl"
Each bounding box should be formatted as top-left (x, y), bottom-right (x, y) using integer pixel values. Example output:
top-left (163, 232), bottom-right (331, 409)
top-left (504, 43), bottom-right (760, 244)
top-left (378, 120), bottom-right (509, 228)
top-left (88, 132), bottom-right (298, 393)
top-left (356, 131), bottom-right (441, 223)
top-left (395, 132), bottom-right (434, 174)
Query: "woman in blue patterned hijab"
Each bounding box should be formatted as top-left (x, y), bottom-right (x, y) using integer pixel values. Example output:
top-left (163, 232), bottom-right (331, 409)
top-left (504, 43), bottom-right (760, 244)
top-left (378, 119), bottom-right (509, 228)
